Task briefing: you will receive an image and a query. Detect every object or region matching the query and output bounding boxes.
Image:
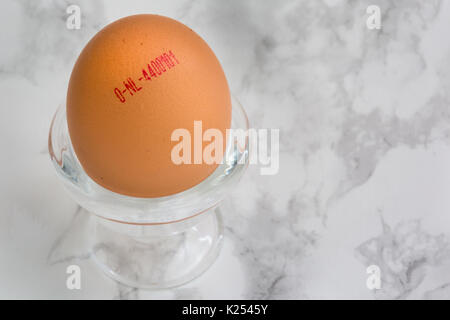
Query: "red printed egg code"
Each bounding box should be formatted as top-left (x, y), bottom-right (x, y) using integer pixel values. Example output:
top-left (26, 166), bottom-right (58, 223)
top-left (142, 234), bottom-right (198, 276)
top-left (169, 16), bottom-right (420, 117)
top-left (114, 50), bottom-right (180, 103)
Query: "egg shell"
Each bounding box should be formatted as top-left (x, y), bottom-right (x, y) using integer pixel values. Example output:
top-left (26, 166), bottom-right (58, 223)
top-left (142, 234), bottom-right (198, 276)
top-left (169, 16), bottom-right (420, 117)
top-left (67, 14), bottom-right (231, 198)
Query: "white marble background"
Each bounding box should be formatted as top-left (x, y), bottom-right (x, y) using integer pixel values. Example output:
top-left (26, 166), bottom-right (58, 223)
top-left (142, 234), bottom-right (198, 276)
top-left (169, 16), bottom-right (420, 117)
top-left (1, 0), bottom-right (450, 299)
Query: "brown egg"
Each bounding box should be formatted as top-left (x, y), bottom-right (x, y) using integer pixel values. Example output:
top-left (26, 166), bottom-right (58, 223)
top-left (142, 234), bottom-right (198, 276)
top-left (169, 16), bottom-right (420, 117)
top-left (67, 14), bottom-right (231, 198)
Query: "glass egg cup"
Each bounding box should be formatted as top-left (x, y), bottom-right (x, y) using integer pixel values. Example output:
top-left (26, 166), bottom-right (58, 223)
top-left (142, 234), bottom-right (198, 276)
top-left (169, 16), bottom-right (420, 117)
top-left (48, 96), bottom-right (249, 289)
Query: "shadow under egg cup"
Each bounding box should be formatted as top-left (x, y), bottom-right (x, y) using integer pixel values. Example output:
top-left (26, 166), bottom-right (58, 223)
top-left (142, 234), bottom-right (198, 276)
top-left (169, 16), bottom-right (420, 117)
top-left (48, 96), bottom-right (249, 289)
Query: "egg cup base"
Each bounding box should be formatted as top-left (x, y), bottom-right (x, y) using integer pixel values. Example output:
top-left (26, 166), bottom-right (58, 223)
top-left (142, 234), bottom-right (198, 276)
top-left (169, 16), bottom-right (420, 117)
top-left (91, 206), bottom-right (224, 289)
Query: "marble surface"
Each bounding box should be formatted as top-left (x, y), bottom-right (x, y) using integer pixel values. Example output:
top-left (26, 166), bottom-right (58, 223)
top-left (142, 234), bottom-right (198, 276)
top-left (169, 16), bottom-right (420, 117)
top-left (1, 0), bottom-right (450, 299)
